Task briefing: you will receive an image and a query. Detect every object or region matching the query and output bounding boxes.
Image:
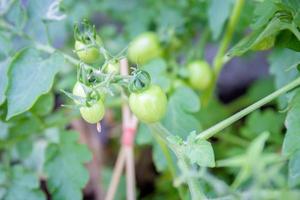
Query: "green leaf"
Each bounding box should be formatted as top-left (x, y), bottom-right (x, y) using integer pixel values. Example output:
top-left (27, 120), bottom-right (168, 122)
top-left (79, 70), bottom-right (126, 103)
top-left (136, 123), bottom-right (152, 145)
top-left (0, 121), bottom-right (9, 139)
top-left (44, 131), bottom-right (92, 200)
top-left (0, 59), bottom-right (10, 105)
top-left (241, 109), bottom-right (285, 142)
top-left (30, 93), bottom-right (55, 116)
top-left (207, 0), bottom-right (234, 40)
top-left (153, 142), bottom-right (168, 172)
top-left (142, 58), bottom-right (172, 92)
top-left (4, 165), bottom-right (45, 200)
top-left (228, 16), bottom-right (291, 57)
top-left (282, 90), bottom-right (300, 156)
top-left (251, 0), bottom-right (277, 29)
top-left (268, 48), bottom-right (300, 108)
top-left (6, 48), bottom-right (64, 120)
top-left (162, 87), bottom-right (201, 138)
top-left (288, 149), bottom-right (300, 187)
top-left (183, 132), bottom-right (215, 167)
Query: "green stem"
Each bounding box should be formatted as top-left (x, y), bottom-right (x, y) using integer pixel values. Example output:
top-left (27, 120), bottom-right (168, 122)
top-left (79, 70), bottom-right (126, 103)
top-left (197, 27), bottom-right (210, 60)
top-left (202, 0), bottom-right (245, 105)
top-left (149, 124), bottom-right (187, 199)
top-left (150, 123), bottom-right (206, 200)
top-left (213, 0), bottom-right (245, 75)
top-left (196, 77), bottom-right (300, 140)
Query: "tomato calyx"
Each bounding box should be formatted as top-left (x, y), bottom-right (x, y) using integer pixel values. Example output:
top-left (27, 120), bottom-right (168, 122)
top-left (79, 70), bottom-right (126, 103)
top-left (74, 20), bottom-right (100, 45)
top-left (129, 69), bottom-right (151, 93)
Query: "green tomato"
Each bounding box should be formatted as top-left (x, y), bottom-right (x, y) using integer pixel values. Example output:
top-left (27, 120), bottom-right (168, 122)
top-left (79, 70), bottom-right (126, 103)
top-left (251, 35), bottom-right (275, 51)
top-left (75, 35), bottom-right (102, 64)
top-left (80, 100), bottom-right (105, 124)
top-left (187, 61), bottom-right (213, 91)
top-left (72, 82), bottom-right (86, 104)
top-left (104, 60), bottom-right (120, 74)
top-left (129, 85), bottom-right (167, 123)
top-left (172, 79), bottom-right (187, 89)
top-left (128, 32), bottom-right (162, 65)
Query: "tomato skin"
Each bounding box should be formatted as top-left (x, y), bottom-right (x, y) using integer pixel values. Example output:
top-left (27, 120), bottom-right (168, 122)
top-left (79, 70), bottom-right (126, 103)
top-left (129, 85), bottom-right (167, 123)
top-left (75, 36), bottom-right (102, 64)
top-left (187, 61), bottom-right (213, 90)
top-left (128, 32), bottom-right (162, 65)
top-left (251, 35), bottom-right (275, 51)
top-left (72, 82), bottom-right (86, 104)
top-left (104, 61), bottom-right (120, 74)
top-left (80, 100), bottom-right (105, 124)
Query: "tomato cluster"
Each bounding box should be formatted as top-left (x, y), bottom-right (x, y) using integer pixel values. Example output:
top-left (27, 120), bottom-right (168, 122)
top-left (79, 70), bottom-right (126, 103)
top-left (72, 28), bottom-right (168, 124)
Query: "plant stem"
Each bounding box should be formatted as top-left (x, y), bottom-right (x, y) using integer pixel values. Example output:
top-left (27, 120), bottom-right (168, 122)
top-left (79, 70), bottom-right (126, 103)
top-left (149, 124), bottom-right (187, 199)
top-left (150, 123), bottom-right (207, 200)
top-left (196, 77), bottom-right (300, 140)
top-left (197, 27), bottom-right (210, 60)
top-left (202, 0), bottom-right (245, 105)
top-left (213, 0), bottom-right (245, 75)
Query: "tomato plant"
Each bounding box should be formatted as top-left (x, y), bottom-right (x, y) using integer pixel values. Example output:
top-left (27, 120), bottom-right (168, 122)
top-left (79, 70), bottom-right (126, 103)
top-left (1, 0), bottom-right (300, 200)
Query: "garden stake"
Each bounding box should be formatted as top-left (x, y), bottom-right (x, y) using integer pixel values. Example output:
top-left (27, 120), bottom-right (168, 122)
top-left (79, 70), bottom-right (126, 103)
top-left (105, 58), bottom-right (138, 200)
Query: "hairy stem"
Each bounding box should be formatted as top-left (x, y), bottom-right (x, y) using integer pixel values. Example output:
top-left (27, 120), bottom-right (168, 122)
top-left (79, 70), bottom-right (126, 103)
top-left (196, 77), bottom-right (300, 140)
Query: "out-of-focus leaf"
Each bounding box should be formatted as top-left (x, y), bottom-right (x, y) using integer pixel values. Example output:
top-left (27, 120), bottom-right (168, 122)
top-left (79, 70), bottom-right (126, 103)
top-left (30, 93), bottom-right (55, 116)
top-left (136, 123), bottom-right (152, 145)
top-left (162, 87), bottom-right (201, 138)
top-left (208, 0), bottom-right (234, 40)
top-left (142, 58), bottom-right (172, 92)
top-left (3, 165), bottom-right (45, 200)
top-left (268, 48), bottom-right (300, 108)
top-left (251, 0), bottom-right (277, 29)
top-left (6, 48), bottom-right (64, 120)
top-left (282, 90), bottom-right (300, 156)
top-left (288, 149), bottom-right (300, 187)
top-left (0, 59), bottom-right (10, 105)
top-left (241, 109), bottom-right (285, 142)
top-left (44, 131), bottom-right (92, 200)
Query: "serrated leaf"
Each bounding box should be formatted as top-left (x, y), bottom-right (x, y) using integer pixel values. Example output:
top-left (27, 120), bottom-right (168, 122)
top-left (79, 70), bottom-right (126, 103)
top-left (183, 132), bottom-right (215, 167)
top-left (288, 149), bottom-right (300, 187)
top-left (44, 131), bottom-right (92, 200)
top-left (6, 48), bottom-right (64, 119)
top-left (282, 90), bottom-right (300, 156)
top-left (0, 59), bottom-right (10, 105)
top-left (208, 0), bottom-right (234, 40)
top-left (162, 87), bottom-right (201, 138)
top-left (4, 165), bottom-right (45, 200)
top-left (268, 48), bottom-right (300, 108)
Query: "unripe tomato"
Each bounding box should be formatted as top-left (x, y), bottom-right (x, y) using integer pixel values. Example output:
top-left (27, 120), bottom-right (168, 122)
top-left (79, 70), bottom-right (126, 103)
top-left (80, 100), bottom-right (105, 124)
top-left (187, 61), bottom-right (213, 91)
top-left (75, 35), bottom-right (102, 64)
top-left (172, 79), bottom-right (187, 89)
top-left (72, 82), bottom-right (86, 104)
top-left (104, 60), bottom-right (120, 74)
top-left (251, 35), bottom-right (275, 51)
top-left (128, 32), bottom-right (162, 65)
top-left (129, 85), bottom-right (167, 123)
